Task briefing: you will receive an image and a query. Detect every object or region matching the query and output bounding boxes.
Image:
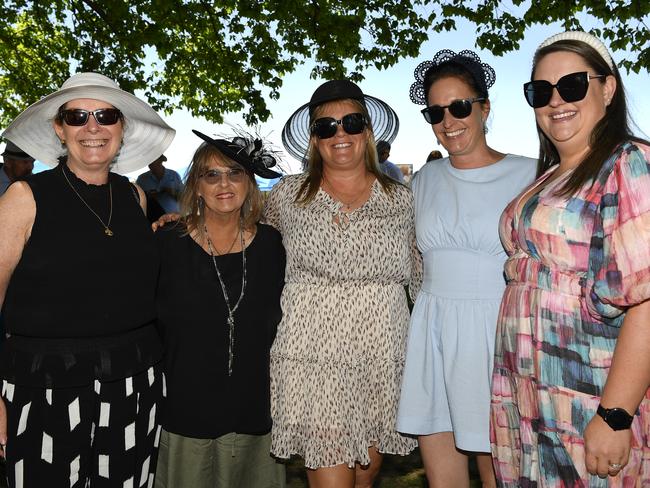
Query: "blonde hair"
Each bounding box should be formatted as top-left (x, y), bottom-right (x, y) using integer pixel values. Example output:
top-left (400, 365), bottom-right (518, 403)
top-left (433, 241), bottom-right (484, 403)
top-left (295, 99), bottom-right (398, 205)
top-left (180, 142), bottom-right (263, 241)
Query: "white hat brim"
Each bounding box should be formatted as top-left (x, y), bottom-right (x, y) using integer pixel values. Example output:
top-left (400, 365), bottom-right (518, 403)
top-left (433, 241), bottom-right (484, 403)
top-left (2, 75), bottom-right (175, 174)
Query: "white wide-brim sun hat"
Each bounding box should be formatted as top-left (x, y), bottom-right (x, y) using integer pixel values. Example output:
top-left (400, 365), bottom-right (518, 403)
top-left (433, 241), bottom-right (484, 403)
top-left (2, 72), bottom-right (176, 174)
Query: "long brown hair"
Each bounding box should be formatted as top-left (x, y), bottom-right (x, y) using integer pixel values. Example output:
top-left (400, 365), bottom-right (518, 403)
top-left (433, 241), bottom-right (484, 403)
top-left (180, 142), bottom-right (263, 241)
top-left (532, 40), bottom-right (640, 196)
top-left (295, 99), bottom-right (398, 205)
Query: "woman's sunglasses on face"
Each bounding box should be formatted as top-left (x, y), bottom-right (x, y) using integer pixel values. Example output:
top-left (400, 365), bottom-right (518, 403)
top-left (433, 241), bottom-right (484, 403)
top-left (200, 168), bottom-right (246, 184)
top-left (58, 108), bottom-right (123, 126)
top-left (311, 113), bottom-right (367, 139)
top-left (420, 98), bottom-right (485, 125)
top-left (523, 71), bottom-right (606, 108)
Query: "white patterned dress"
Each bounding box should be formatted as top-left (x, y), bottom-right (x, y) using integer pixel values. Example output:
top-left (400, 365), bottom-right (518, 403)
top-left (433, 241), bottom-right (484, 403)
top-left (264, 174), bottom-right (420, 468)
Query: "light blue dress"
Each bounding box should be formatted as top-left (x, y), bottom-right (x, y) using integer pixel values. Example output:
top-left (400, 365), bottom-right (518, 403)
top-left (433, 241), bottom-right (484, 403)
top-left (396, 154), bottom-right (536, 452)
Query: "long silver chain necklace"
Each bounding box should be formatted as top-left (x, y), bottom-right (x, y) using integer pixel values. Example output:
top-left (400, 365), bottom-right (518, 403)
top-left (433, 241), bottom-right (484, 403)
top-left (61, 164), bottom-right (114, 236)
top-left (205, 221), bottom-right (247, 376)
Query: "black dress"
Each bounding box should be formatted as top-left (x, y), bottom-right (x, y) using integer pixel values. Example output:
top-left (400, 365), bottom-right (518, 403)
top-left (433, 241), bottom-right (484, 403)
top-left (0, 163), bottom-right (164, 488)
top-left (155, 223), bottom-right (285, 439)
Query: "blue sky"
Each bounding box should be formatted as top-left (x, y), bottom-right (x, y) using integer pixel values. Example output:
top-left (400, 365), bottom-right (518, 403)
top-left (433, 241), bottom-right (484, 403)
top-left (9, 20), bottom-right (650, 179)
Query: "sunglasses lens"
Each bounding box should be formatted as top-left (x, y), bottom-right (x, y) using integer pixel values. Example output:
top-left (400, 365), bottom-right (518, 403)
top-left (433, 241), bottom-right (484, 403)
top-left (94, 109), bottom-right (122, 125)
top-left (557, 72), bottom-right (589, 103)
top-left (422, 106), bottom-right (445, 125)
top-left (312, 118), bottom-right (338, 139)
top-left (341, 113), bottom-right (365, 134)
top-left (524, 81), bottom-right (553, 108)
top-left (448, 100), bottom-right (473, 119)
top-left (202, 169), bottom-right (246, 184)
top-left (62, 110), bottom-right (89, 126)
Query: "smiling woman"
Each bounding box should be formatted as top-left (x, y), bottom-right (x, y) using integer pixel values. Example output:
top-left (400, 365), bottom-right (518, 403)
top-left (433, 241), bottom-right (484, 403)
top-left (153, 130), bottom-right (286, 488)
top-left (0, 72), bottom-right (175, 487)
top-left (490, 31), bottom-right (650, 486)
top-left (266, 80), bottom-right (421, 488)
top-left (396, 49), bottom-right (536, 488)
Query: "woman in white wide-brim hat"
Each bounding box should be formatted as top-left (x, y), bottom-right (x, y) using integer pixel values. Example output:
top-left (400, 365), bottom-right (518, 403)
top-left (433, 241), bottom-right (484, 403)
top-left (0, 72), bottom-right (174, 487)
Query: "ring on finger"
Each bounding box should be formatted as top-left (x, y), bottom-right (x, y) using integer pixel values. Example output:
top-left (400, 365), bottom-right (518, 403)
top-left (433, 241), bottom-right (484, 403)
top-left (608, 463), bottom-right (623, 470)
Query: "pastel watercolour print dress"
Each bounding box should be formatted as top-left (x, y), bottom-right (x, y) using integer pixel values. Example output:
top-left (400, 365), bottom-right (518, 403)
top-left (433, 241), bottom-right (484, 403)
top-left (490, 141), bottom-right (650, 487)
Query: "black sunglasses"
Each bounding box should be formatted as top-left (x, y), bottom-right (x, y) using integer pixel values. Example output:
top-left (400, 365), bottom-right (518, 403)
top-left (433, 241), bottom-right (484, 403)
top-left (420, 98), bottom-right (485, 125)
top-left (311, 113), bottom-right (367, 139)
top-left (523, 72), bottom-right (606, 108)
top-left (58, 108), bottom-right (123, 126)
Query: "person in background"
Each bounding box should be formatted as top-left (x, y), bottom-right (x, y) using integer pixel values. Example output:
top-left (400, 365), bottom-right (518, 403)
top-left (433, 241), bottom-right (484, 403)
top-left (154, 130), bottom-right (285, 488)
top-left (426, 149), bottom-right (443, 163)
top-left (376, 140), bottom-right (405, 182)
top-left (0, 141), bottom-right (35, 196)
top-left (268, 79), bottom-right (420, 488)
top-left (491, 31), bottom-right (650, 486)
top-left (397, 49), bottom-right (536, 488)
top-left (0, 72), bottom-right (174, 487)
top-left (137, 154), bottom-right (184, 214)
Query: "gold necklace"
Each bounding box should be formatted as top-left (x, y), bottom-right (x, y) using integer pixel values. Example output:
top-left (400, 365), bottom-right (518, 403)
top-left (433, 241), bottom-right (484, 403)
top-left (61, 165), bottom-right (114, 237)
top-left (323, 176), bottom-right (372, 212)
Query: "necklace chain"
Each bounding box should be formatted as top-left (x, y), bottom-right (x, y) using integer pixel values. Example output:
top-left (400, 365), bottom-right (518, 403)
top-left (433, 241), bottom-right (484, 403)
top-left (205, 221), bottom-right (247, 376)
top-left (210, 229), bottom-right (240, 256)
top-left (323, 176), bottom-right (372, 211)
top-left (61, 165), bottom-right (114, 236)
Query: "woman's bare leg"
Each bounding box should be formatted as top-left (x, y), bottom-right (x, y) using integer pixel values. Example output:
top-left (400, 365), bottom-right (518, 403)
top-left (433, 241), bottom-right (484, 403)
top-left (307, 463), bottom-right (354, 488)
top-left (354, 447), bottom-right (383, 488)
top-left (476, 452), bottom-right (497, 488)
top-left (418, 432), bottom-right (469, 488)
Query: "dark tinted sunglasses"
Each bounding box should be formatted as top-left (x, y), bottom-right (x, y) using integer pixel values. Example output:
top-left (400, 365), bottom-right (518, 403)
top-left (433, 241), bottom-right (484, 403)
top-left (58, 108), bottom-right (123, 126)
top-left (420, 98), bottom-right (485, 125)
top-left (311, 113), bottom-right (367, 139)
top-left (523, 71), bottom-right (606, 108)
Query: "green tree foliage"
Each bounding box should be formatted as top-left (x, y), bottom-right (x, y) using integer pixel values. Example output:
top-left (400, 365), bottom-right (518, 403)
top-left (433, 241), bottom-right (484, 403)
top-left (1, 1), bottom-right (648, 128)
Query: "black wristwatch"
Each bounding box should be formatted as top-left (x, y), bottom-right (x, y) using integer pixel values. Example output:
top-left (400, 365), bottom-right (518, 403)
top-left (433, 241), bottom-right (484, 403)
top-left (596, 404), bottom-right (634, 431)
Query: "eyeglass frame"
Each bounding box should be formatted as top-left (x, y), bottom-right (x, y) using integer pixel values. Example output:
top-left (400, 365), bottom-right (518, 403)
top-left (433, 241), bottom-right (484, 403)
top-left (310, 112), bottom-right (368, 139)
top-left (420, 97), bottom-right (486, 125)
top-left (523, 71), bottom-right (607, 108)
top-left (57, 108), bottom-right (124, 126)
top-left (199, 168), bottom-right (248, 184)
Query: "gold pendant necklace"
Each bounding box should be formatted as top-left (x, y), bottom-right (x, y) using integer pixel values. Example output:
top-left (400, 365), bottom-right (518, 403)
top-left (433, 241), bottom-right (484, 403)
top-left (323, 176), bottom-right (372, 230)
top-left (61, 165), bottom-right (114, 236)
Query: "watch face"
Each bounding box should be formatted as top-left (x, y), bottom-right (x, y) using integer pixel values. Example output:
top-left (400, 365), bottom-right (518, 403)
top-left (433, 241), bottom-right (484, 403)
top-left (606, 408), bottom-right (633, 430)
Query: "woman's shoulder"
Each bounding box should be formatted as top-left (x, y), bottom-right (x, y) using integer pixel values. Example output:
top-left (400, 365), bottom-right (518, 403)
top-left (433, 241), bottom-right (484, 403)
top-left (256, 222), bottom-right (282, 242)
top-left (155, 221), bottom-right (189, 244)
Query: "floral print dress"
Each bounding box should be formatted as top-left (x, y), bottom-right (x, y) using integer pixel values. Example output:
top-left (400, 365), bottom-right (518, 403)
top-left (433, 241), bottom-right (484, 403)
top-left (491, 141), bottom-right (650, 487)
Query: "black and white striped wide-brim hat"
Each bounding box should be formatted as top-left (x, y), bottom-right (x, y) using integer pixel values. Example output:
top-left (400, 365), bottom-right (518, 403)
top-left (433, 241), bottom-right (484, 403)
top-left (281, 79), bottom-right (399, 162)
top-left (2, 72), bottom-right (175, 174)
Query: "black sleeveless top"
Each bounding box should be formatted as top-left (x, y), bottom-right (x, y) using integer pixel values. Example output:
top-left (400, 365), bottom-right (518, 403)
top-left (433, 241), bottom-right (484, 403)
top-left (0, 164), bottom-right (162, 387)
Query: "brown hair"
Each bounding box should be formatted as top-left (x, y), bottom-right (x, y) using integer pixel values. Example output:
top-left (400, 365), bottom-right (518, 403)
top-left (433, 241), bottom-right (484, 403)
top-left (295, 99), bottom-right (398, 205)
top-left (532, 40), bottom-right (640, 196)
top-left (180, 142), bottom-right (263, 241)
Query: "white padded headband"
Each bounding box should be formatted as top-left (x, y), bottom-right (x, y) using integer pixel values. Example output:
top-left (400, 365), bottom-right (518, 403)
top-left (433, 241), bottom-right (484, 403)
top-left (538, 31), bottom-right (615, 71)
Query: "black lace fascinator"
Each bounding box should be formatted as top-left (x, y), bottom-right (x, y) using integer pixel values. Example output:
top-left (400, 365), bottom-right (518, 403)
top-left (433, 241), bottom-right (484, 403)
top-left (409, 49), bottom-right (496, 105)
top-left (192, 129), bottom-right (283, 179)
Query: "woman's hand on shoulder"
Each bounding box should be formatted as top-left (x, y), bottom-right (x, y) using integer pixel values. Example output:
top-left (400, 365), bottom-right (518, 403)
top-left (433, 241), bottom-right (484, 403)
top-left (152, 212), bottom-right (181, 232)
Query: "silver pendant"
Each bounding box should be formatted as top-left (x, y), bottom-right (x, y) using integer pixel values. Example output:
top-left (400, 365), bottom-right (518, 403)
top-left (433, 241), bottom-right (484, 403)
top-left (104, 228), bottom-right (114, 237)
top-left (227, 314), bottom-right (235, 376)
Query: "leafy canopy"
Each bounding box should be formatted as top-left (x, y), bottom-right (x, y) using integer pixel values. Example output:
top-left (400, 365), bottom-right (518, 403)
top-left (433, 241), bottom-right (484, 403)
top-left (1, 0), bottom-right (648, 128)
